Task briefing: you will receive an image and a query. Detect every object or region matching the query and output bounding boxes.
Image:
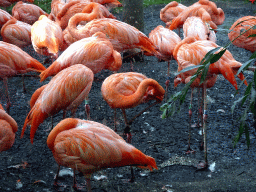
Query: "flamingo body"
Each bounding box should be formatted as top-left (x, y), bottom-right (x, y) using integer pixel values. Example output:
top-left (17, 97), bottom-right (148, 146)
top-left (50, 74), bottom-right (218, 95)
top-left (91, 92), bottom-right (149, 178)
top-left (1, 18), bottom-right (31, 48)
top-left (149, 25), bottom-right (181, 61)
top-left (228, 16), bottom-right (256, 53)
top-left (173, 37), bottom-right (247, 90)
top-left (101, 72), bottom-right (165, 109)
top-left (0, 104), bottom-right (18, 152)
top-left (40, 32), bottom-right (122, 81)
top-left (183, 16), bottom-right (216, 42)
top-left (47, 118), bottom-right (157, 176)
top-left (67, 17), bottom-right (162, 58)
top-left (0, 0), bottom-right (33, 8)
top-left (21, 64), bottom-right (94, 144)
top-left (12, 1), bottom-right (49, 25)
top-left (31, 15), bottom-right (64, 57)
top-left (0, 9), bottom-right (13, 29)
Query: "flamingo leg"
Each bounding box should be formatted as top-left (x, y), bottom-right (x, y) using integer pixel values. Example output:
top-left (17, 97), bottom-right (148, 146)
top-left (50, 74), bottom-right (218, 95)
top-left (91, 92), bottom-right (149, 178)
top-left (53, 164), bottom-right (61, 186)
top-left (85, 99), bottom-right (90, 120)
top-left (199, 88), bottom-right (204, 151)
top-left (22, 74), bottom-right (26, 93)
top-left (197, 83), bottom-right (208, 169)
top-left (121, 109), bottom-right (131, 143)
top-left (86, 178), bottom-right (92, 192)
top-left (197, 88), bottom-right (203, 128)
top-left (186, 88), bottom-right (195, 154)
top-left (3, 77), bottom-right (10, 114)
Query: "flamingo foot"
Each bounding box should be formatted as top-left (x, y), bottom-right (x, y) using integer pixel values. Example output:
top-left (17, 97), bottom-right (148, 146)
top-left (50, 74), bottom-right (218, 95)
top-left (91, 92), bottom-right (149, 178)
top-left (196, 161), bottom-right (209, 170)
top-left (185, 146), bottom-right (196, 154)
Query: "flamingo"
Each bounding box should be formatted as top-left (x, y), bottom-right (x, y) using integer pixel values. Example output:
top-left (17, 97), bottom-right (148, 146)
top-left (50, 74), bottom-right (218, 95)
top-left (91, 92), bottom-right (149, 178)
top-left (40, 32), bottom-right (122, 82)
top-left (31, 15), bottom-right (65, 59)
top-left (21, 64), bottom-right (94, 144)
top-left (173, 36), bottom-right (247, 167)
top-left (0, 103), bottom-right (18, 152)
top-left (160, 1), bottom-right (187, 35)
top-left (101, 72), bottom-right (165, 143)
top-left (12, 1), bottom-right (49, 25)
top-left (228, 16), bottom-right (256, 53)
top-left (0, 9), bottom-right (14, 29)
top-left (47, 118), bottom-right (157, 191)
top-left (149, 25), bottom-right (181, 100)
top-left (1, 18), bottom-right (31, 48)
top-left (183, 16), bottom-right (216, 42)
top-left (0, 41), bottom-right (46, 113)
top-left (168, 0), bottom-right (225, 33)
top-left (67, 17), bottom-right (163, 59)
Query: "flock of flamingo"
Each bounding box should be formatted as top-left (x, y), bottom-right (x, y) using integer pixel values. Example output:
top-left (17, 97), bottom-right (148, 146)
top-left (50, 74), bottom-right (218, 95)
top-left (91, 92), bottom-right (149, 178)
top-left (0, 0), bottom-right (255, 190)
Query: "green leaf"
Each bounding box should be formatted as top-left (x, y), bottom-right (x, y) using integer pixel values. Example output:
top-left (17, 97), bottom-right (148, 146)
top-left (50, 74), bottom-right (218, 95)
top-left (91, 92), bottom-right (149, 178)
top-left (236, 59), bottom-right (254, 75)
top-left (241, 83), bottom-right (252, 106)
top-left (210, 48), bottom-right (226, 63)
top-left (231, 96), bottom-right (246, 113)
top-left (250, 51), bottom-right (256, 59)
top-left (248, 34), bottom-right (256, 37)
top-left (176, 65), bottom-right (202, 75)
top-left (234, 122), bottom-right (245, 147)
top-left (244, 124), bottom-right (250, 149)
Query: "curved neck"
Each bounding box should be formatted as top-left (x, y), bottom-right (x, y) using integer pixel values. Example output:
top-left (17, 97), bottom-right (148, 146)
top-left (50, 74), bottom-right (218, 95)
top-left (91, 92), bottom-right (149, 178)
top-left (0, 109), bottom-right (18, 133)
top-left (47, 118), bottom-right (79, 150)
top-left (108, 79), bottom-right (165, 109)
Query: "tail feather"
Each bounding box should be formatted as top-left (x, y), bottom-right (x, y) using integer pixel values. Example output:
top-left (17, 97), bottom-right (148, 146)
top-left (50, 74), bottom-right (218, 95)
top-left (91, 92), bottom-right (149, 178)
top-left (28, 59), bottom-right (46, 73)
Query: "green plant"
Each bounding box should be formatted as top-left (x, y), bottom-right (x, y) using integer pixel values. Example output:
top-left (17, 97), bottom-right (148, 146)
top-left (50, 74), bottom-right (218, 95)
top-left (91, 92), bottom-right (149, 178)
top-left (161, 19), bottom-right (256, 149)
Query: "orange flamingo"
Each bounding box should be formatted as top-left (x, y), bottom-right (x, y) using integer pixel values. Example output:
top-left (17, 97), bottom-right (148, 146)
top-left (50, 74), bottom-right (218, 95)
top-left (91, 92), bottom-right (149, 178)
top-left (31, 15), bottom-right (64, 58)
top-left (12, 1), bottom-right (49, 25)
top-left (67, 17), bottom-right (163, 59)
top-left (149, 25), bottom-right (181, 99)
top-left (101, 72), bottom-right (165, 143)
top-left (0, 0), bottom-right (33, 8)
top-left (56, 1), bottom-right (116, 30)
top-left (0, 103), bottom-right (18, 152)
top-left (0, 9), bottom-right (13, 29)
top-left (0, 41), bottom-right (45, 113)
top-left (21, 64), bottom-right (94, 144)
top-left (47, 118), bottom-right (157, 191)
top-left (183, 16), bottom-right (216, 42)
top-left (1, 18), bottom-right (31, 48)
top-left (40, 32), bottom-right (122, 81)
top-left (173, 36), bottom-right (247, 167)
top-left (160, 1), bottom-right (186, 35)
top-left (228, 16), bottom-right (256, 53)
top-left (168, 0), bottom-right (225, 33)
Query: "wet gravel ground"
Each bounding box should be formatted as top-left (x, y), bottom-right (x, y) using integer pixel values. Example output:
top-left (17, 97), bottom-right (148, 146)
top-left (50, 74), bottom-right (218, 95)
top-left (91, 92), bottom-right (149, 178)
top-left (0, 0), bottom-right (256, 191)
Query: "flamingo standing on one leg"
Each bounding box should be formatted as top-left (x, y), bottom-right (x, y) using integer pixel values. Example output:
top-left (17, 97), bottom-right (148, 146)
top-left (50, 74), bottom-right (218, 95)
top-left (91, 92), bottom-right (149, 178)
top-left (21, 64), bottom-right (94, 144)
top-left (0, 41), bottom-right (46, 113)
top-left (149, 25), bottom-right (181, 100)
top-left (0, 103), bottom-right (18, 152)
top-left (173, 36), bottom-right (247, 167)
top-left (101, 72), bottom-right (165, 143)
top-left (47, 118), bottom-right (157, 191)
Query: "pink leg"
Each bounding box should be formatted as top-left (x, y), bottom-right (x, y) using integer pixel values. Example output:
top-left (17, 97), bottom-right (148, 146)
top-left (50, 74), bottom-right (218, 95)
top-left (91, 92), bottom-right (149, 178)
top-left (85, 99), bottom-right (90, 120)
top-left (186, 88), bottom-right (195, 154)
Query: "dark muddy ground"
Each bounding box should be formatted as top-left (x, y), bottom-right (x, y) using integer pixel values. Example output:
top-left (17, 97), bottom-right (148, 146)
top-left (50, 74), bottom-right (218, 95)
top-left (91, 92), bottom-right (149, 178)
top-left (0, 0), bottom-right (256, 191)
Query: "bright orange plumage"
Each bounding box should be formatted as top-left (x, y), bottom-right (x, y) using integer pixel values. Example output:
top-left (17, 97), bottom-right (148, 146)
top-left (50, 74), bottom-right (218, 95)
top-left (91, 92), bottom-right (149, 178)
top-left (173, 37), bottom-right (247, 89)
top-left (228, 16), bottom-right (256, 53)
top-left (31, 15), bottom-right (64, 57)
top-left (183, 16), bottom-right (216, 42)
top-left (21, 64), bottom-right (94, 144)
top-left (160, 1), bottom-right (187, 26)
top-left (168, 0), bottom-right (224, 31)
top-left (101, 72), bottom-right (165, 109)
top-left (47, 118), bottom-right (157, 190)
top-left (0, 104), bottom-right (18, 152)
top-left (149, 25), bottom-right (181, 61)
top-left (40, 32), bottom-right (122, 81)
top-left (1, 18), bottom-right (31, 48)
top-left (12, 1), bottom-right (49, 25)
top-left (67, 17), bottom-right (163, 58)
